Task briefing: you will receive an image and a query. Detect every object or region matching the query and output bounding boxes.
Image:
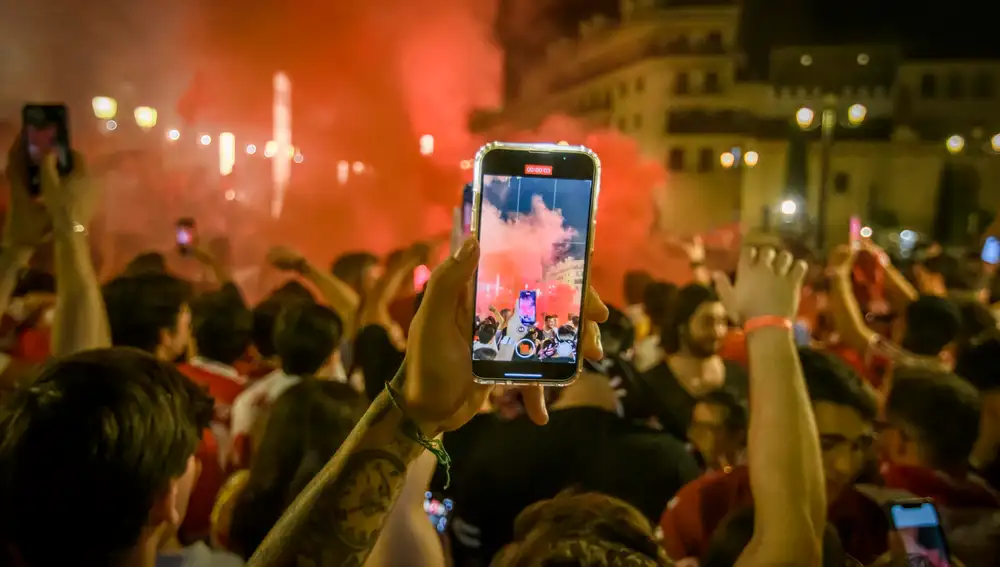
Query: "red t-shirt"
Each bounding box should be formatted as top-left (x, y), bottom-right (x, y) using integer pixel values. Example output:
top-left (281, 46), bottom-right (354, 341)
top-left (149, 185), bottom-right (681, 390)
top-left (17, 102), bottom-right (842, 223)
top-left (177, 359), bottom-right (247, 429)
top-left (180, 427), bottom-right (226, 543)
top-left (882, 463), bottom-right (1000, 509)
top-left (660, 465), bottom-right (889, 565)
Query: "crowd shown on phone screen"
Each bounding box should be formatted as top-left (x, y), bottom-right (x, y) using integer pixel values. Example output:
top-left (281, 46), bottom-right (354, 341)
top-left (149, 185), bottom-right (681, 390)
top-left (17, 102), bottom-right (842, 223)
top-left (3, 138), bottom-right (1000, 567)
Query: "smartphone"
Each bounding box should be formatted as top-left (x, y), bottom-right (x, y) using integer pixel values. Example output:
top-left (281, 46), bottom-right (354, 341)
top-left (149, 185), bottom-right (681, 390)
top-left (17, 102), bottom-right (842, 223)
top-left (849, 215), bottom-right (862, 250)
top-left (462, 183), bottom-right (474, 236)
top-left (470, 142), bottom-right (600, 385)
top-left (414, 264), bottom-right (431, 292)
top-left (887, 498), bottom-right (952, 566)
top-left (21, 104), bottom-right (73, 197)
top-left (423, 491), bottom-right (453, 534)
top-left (176, 218), bottom-right (197, 256)
top-left (518, 290), bottom-right (537, 326)
top-left (982, 236), bottom-right (1000, 265)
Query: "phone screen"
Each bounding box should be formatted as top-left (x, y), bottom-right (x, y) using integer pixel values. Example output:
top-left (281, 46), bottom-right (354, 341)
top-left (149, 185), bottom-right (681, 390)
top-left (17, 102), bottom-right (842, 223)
top-left (462, 183), bottom-right (474, 236)
top-left (22, 104), bottom-right (72, 196)
top-left (849, 215), bottom-right (862, 249)
top-left (471, 145), bottom-right (598, 383)
top-left (889, 501), bottom-right (951, 566)
top-left (414, 264), bottom-right (431, 292)
top-left (423, 491), bottom-right (452, 534)
top-left (982, 237), bottom-right (1000, 265)
top-left (176, 219), bottom-right (196, 255)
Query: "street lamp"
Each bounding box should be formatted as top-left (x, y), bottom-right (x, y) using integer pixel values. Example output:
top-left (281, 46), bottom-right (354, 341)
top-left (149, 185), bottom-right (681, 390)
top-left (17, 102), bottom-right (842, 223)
top-left (200, 134), bottom-right (212, 146)
top-left (92, 97), bottom-right (118, 120)
top-left (992, 134), bottom-right (1000, 153)
top-left (780, 199), bottom-right (798, 216)
top-left (720, 151), bottom-right (736, 168)
top-left (795, 107), bottom-right (815, 129)
top-left (744, 150), bottom-right (760, 167)
top-left (166, 129), bottom-right (180, 141)
top-left (264, 140), bottom-right (277, 157)
top-left (847, 104), bottom-right (867, 126)
top-left (946, 135), bottom-right (965, 154)
top-left (419, 134), bottom-right (434, 156)
top-left (134, 107), bottom-right (157, 130)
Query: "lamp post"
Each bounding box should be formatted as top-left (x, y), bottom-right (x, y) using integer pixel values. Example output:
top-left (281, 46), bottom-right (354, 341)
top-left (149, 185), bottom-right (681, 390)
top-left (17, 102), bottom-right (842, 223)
top-left (134, 107), bottom-right (157, 131)
top-left (794, 96), bottom-right (867, 251)
top-left (92, 97), bottom-right (118, 120)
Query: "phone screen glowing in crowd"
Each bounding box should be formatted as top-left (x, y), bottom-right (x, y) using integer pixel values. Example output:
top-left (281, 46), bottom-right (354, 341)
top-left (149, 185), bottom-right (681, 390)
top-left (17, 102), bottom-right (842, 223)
top-left (471, 174), bottom-right (593, 366)
top-left (890, 502), bottom-right (951, 567)
top-left (177, 228), bottom-right (193, 246)
top-left (423, 492), bottom-right (452, 533)
top-left (982, 236), bottom-right (999, 265)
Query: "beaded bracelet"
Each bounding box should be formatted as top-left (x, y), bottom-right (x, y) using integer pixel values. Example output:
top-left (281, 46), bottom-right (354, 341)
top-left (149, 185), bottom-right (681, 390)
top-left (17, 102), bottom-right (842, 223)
top-left (384, 383), bottom-right (453, 488)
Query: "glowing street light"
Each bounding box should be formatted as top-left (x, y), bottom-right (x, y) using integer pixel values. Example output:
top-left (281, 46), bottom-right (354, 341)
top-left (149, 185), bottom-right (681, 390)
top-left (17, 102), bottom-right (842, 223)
top-left (92, 96), bottom-right (118, 119)
top-left (780, 199), bottom-right (798, 216)
top-left (720, 152), bottom-right (736, 168)
top-left (246, 144), bottom-right (257, 155)
top-left (847, 103), bottom-right (867, 126)
top-left (795, 107), bottom-right (815, 129)
top-left (134, 107), bottom-right (158, 130)
top-left (991, 134), bottom-right (1000, 153)
top-left (293, 153), bottom-right (304, 164)
top-left (105, 120), bottom-right (118, 131)
top-left (166, 129), bottom-right (180, 141)
top-left (219, 133), bottom-right (236, 176)
top-left (337, 160), bottom-right (350, 184)
top-left (946, 135), bottom-right (965, 154)
top-left (744, 150), bottom-right (759, 167)
top-left (264, 140), bottom-right (277, 157)
top-left (352, 161), bottom-right (365, 174)
top-left (419, 134), bottom-right (434, 156)
top-left (860, 226), bottom-right (873, 238)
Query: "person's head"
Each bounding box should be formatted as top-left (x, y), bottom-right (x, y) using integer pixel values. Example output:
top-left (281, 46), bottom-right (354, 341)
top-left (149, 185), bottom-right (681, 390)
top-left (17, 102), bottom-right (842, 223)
top-left (102, 274), bottom-right (193, 361)
top-left (642, 281), bottom-right (677, 332)
top-left (702, 506), bottom-right (850, 567)
top-left (598, 305), bottom-right (635, 358)
top-left (491, 490), bottom-right (669, 566)
top-left (799, 348), bottom-right (878, 499)
top-left (123, 251), bottom-right (168, 277)
top-left (229, 380), bottom-right (365, 559)
top-left (914, 253), bottom-right (964, 295)
top-left (251, 298), bottom-right (284, 361)
top-left (956, 338), bottom-right (1000, 465)
top-left (190, 289), bottom-right (253, 365)
top-left (273, 302), bottom-right (343, 377)
top-left (662, 284), bottom-right (727, 358)
top-left (884, 367), bottom-right (981, 473)
top-left (0, 348), bottom-right (213, 567)
top-left (268, 280), bottom-right (315, 304)
top-left (331, 252), bottom-right (379, 296)
top-left (544, 314), bottom-right (558, 330)
top-left (477, 322), bottom-right (498, 344)
top-left (623, 270), bottom-right (653, 307)
top-left (688, 390), bottom-right (748, 469)
top-left (900, 295), bottom-right (961, 359)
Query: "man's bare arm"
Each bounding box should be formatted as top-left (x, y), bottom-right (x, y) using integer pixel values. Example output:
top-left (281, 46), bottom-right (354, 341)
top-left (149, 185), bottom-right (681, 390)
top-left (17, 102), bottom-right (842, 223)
top-left (249, 366), bottom-right (425, 567)
top-left (50, 213), bottom-right (110, 356)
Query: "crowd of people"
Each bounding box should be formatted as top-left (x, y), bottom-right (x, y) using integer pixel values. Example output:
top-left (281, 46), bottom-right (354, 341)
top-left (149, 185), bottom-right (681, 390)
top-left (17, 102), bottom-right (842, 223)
top-left (1, 138), bottom-right (999, 567)
top-left (472, 306), bottom-right (580, 362)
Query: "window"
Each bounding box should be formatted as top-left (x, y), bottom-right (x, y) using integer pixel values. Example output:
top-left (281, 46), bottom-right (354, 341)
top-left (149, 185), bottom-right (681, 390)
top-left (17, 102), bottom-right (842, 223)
top-left (833, 172), bottom-right (850, 194)
top-left (698, 148), bottom-right (713, 172)
top-left (705, 31), bottom-right (723, 51)
top-left (636, 76), bottom-right (645, 93)
top-left (633, 114), bottom-right (642, 129)
top-left (674, 72), bottom-right (690, 95)
top-left (947, 74), bottom-right (965, 98)
top-left (704, 72), bottom-right (721, 94)
top-left (668, 148), bottom-right (685, 172)
top-left (974, 73), bottom-right (995, 98)
top-left (920, 74), bottom-right (937, 98)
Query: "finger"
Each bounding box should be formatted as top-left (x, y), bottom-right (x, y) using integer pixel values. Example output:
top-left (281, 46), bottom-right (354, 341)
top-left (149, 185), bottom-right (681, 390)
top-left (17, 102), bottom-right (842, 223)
top-left (775, 250), bottom-right (794, 276)
top-left (789, 259), bottom-right (808, 285)
top-left (758, 247), bottom-right (777, 270)
top-left (422, 237), bottom-right (480, 316)
top-left (737, 245), bottom-right (755, 276)
top-left (520, 384), bottom-right (549, 425)
top-left (583, 285), bottom-right (609, 323)
top-left (581, 319), bottom-right (603, 361)
top-left (39, 152), bottom-right (61, 196)
top-left (711, 271), bottom-right (735, 306)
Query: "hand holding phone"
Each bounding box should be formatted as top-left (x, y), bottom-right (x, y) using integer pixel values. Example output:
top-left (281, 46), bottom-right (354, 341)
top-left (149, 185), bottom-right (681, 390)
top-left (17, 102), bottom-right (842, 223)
top-left (21, 104), bottom-right (73, 198)
top-left (982, 236), bottom-right (999, 265)
top-left (886, 499), bottom-right (952, 567)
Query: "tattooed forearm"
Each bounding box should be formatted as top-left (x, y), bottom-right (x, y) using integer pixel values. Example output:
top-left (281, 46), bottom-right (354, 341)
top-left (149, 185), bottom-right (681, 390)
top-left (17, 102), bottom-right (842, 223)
top-left (248, 365), bottom-right (427, 567)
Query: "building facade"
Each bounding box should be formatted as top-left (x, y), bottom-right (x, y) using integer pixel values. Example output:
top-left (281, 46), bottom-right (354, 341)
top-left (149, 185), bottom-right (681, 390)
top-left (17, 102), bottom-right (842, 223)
top-left (472, 0), bottom-right (1000, 248)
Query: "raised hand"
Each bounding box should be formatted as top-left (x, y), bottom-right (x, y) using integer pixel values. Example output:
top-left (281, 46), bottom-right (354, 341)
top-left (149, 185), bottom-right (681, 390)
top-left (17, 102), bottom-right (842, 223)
top-left (713, 246), bottom-right (807, 324)
top-left (37, 149), bottom-right (97, 234)
top-left (266, 245), bottom-right (307, 272)
top-left (4, 134), bottom-right (52, 248)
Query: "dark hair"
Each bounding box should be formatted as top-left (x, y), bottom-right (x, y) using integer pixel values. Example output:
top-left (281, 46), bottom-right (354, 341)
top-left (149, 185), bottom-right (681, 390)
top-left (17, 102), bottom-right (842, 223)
top-left (273, 302), bottom-right (343, 376)
top-left (269, 280), bottom-right (315, 303)
top-left (229, 380), bottom-right (365, 559)
top-left (956, 337), bottom-right (1000, 393)
top-left (695, 390), bottom-right (748, 432)
top-left (12, 269), bottom-right (55, 297)
top-left (954, 299), bottom-right (999, 355)
top-left (251, 299), bottom-right (284, 359)
top-left (702, 506), bottom-right (847, 567)
top-left (123, 251), bottom-right (168, 277)
top-left (901, 295), bottom-right (962, 356)
top-left (331, 252), bottom-right (378, 292)
top-left (191, 287), bottom-right (253, 365)
top-left (599, 305), bottom-right (635, 356)
top-left (623, 270), bottom-right (653, 306)
top-left (661, 284), bottom-right (719, 354)
top-left (799, 348), bottom-right (878, 421)
top-left (478, 323), bottom-right (498, 344)
top-left (102, 274), bottom-right (193, 353)
top-left (886, 368), bottom-right (981, 469)
top-left (921, 254), bottom-right (969, 290)
top-left (353, 325), bottom-right (406, 401)
top-left (0, 348), bottom-right (213, 567)
top-left (643, 281), bottom-right (678, 332)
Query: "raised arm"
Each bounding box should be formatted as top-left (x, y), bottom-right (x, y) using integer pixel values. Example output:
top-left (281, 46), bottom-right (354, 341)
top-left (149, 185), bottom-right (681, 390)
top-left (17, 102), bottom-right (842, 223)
top-left (715, 247), bottom-right (825, 566)
top-left (827, 245), bottom-right (878, 356)
top-left (40, 152), bottom-right (110, 355)
top-left (860, 240), bottom-right (918, 315)
top-left (267, 245), bottom-right (360, 329)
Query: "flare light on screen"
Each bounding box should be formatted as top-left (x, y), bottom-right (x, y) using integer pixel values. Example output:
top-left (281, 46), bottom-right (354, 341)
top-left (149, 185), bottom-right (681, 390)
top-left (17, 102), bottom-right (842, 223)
top-left (219, 132), bottom-right (235, 176)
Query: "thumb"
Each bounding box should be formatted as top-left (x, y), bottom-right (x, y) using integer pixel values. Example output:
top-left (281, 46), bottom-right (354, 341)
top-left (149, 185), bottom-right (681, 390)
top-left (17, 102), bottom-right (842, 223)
top-left (422, 237), bottom-right (480, 315)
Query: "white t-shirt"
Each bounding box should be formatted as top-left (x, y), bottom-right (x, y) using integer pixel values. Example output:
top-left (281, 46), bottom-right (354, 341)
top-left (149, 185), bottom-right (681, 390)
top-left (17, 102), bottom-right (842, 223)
top-left (229, 369), bottom-right (302, 467)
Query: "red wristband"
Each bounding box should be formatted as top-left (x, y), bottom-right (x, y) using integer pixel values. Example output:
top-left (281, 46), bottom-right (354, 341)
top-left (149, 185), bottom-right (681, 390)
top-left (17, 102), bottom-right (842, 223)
top-left (743, 315), bottom-right (793, 334)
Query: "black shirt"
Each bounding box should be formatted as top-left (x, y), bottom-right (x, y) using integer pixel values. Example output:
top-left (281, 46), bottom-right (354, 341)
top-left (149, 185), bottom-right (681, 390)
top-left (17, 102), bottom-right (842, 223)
top-left (447, 406), bottom-right (699, 565)
top-left (639, 359), bottom-right (749, 441)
